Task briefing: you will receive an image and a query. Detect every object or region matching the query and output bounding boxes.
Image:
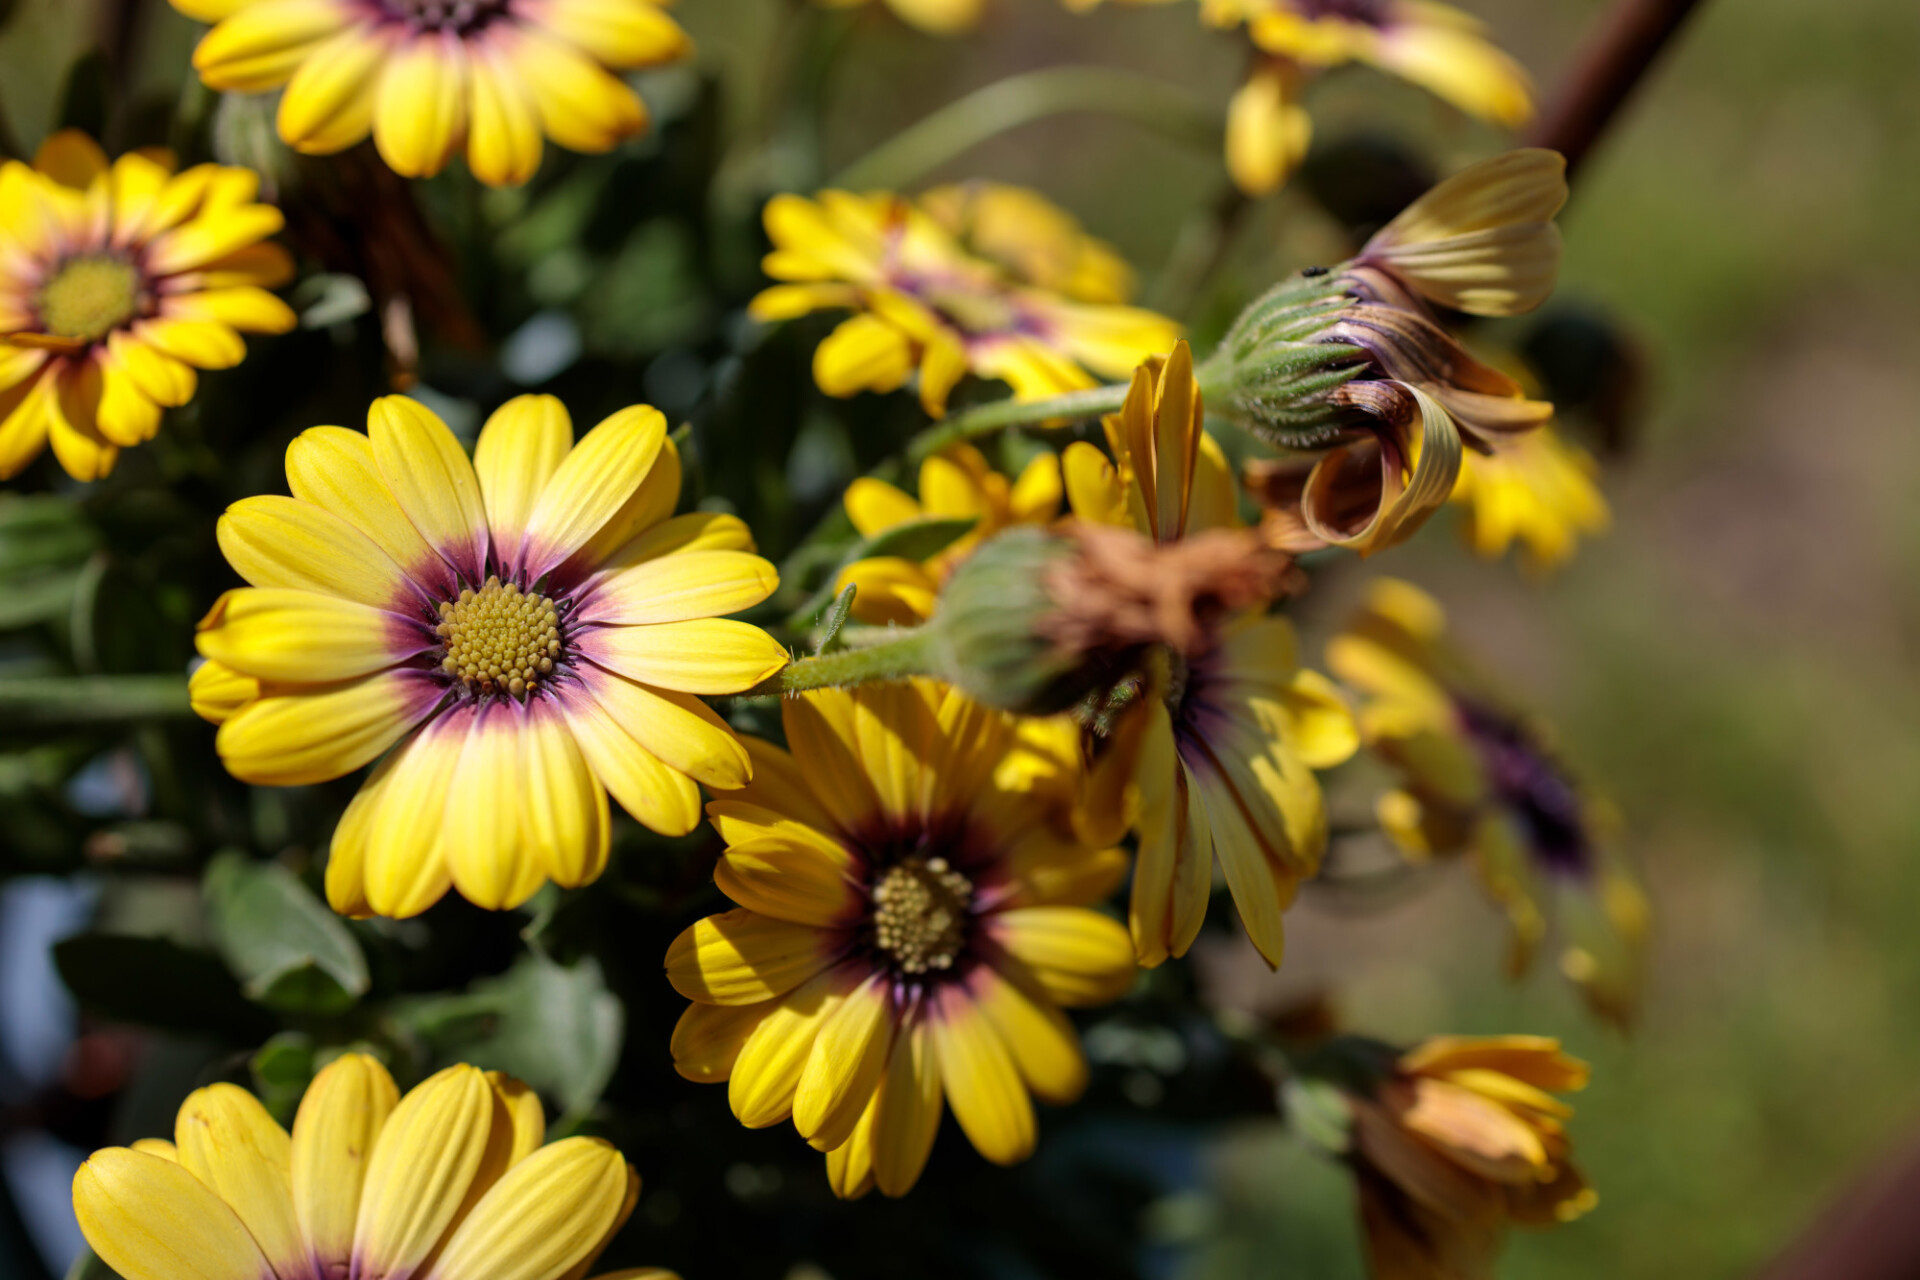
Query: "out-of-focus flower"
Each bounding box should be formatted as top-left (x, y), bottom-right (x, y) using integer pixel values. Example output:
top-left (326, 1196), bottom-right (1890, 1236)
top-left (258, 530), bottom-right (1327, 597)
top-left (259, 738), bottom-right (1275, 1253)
top-left (1327, 578), bottom-right (1647, 1023)
top-left (666, 681), bottom-right (1134, 1198)
top-left (1204, 0), bottom-right (1533, 195)
top-left (750, 189), bottom-right (1179, 417)
top-left (834, 443), bottom-right (1062, 625)
top-left (194, 394), bottom-right (786, 918)
top-left (1061, 341), bottom-right (1356, 969)
top-left (1347, 1035), bottom-right (1595, 1279)
top-left (73, 1056), bottom-right (672, 1280)
top-left (172, 0), bottom-right (690, 187)
top-left (1452, 425), bottom-right (1609, 573)
top-left (824, 0), bottom-right (985, 36)
top-left (1224, 150), bottom-right (1569, 556)
top-left (918, 181), bottom-right (1137, 305)
top-left (0, 130), bottom-right (293, 482)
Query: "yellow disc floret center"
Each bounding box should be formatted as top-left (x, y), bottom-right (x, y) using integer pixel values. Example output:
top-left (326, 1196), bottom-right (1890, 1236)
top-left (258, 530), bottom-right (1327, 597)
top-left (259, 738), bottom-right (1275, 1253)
top-left (871, 856), bottom-right (974, 975)
top-left (38, 255), bottom-right (140, 343)
top-left (435, 576), bottom-right (561, 698)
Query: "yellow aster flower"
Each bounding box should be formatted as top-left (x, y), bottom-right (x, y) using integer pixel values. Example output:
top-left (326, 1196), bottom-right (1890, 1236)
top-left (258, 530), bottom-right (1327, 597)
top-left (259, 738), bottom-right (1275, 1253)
top-left (1062, 341), bottom-right (1358, 969)
top-left (0, 130), bottom-right (294, 482)
top-left (172, 0), bottom-right (690, 187)
top-left (1451, 424), bottom-right (1609, 573)
top-left (665, 680), bottom-right (1135, 1199)
top-left (74, 1055), bottom-right (674, 1280)
top-left (194, 393), bottom-right (787, 919)
top-left (749, 189), bottom-right (1179, 418)
top-left (1203, 0), bottom-right (1533, 195)
top-left (1349, 1035), bottom-right (1594, 1280)
top-left (835, 443), bottom-right (1062, 626)
top-left (1327, 578), bottom-right (1647, 1024)
top-left (917, 181), bottom-right (1137, 305)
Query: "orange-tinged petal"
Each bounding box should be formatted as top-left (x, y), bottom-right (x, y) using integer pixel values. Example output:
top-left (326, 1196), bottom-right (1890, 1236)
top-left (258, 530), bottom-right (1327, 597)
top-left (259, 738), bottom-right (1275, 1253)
top-left (34, 129), bottom-right (108, 189)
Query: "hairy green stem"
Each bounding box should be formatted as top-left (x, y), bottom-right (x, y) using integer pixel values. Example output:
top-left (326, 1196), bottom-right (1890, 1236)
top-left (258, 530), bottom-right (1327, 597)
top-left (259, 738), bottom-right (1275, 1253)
top-left (743, 629), bottom-right (942, 697)
top-left (0, 675), bottom-right (192, 726)
top-left (904, 383), bottom-right (1132, 463)
top-left (831, 66), bottom-right (1218, 191)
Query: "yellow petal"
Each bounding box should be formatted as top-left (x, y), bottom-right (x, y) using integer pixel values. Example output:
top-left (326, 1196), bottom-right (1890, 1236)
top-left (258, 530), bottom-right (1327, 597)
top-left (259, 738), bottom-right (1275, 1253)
top-left (665, 908), bottom-right (843, 1006)
top-left (213, 668), bottom-right (436, 787)
top-left (931, 985), bottom-right (1034, 1166)
top-left (0, 370), bottom-right (54, 481)
top-left (426, 1138), bottom-right (632, 1280)
top-left (162, 286), bottom-right (297, 334)
top-left (277, 23), bottom-right (392, 154)
top-left (521, 699), bottom-right (611, 889)
top-left (537, 0), bottom-right (692, 67)
top-left (106, 332), bottom-right (196, 406)
top-left (780, 689), bottom-right (882, 833)
top-left (671, 1000), bottom-right (774, 1083)
top-left (92, 366), bottom-right (162, 449)
top-left (718, 737), bottom-right (839, 833)
top-left (1008, 450), bottom-right (1063, 523)
top-left (1368, 23), bottom-right (1534, 127)
top-left (34, 129), bottom-right (107, 189)
top-left (591, 510), bottom-right (755, 576)
top-left (578, 665), bottom-right (750, 789)
top-left (991, 906), bottom-right (1135, 1007)
top-left (825, 1095), bottom-right (878, 1201)
top-left (291, 1053), bottom-right (400, 1277)
top-left (813, 313), bottom-right (912, 398)
top-left (466, 36), bottom-right (546, 187)
top-left (575, 618), bottom-right (786, 696)
top-left (46, 359), bottom-right (121, 483)
top-left (172, 1084), bottom-right (304, 1280)
top-left (870, 1018), bottom-right (942, 1197)
top-left (1184, 750), bottom-right (1293, 970)
top-left (577, 549), bottom-right (778, 625)
top-left (748, 282), bottom-right (859, 321)
top-left (970, 964), bottom-right (1086, 1105)
top-left (286, 424), bottom-right (454, 595)
top-left (145, 206), bottom-right (286, 277)
top-left (368, 395), bottom-right (489, 577)
top-left (191, 0), bottom-right (354, 92)
top-left (793, 973), bottom-right (894, 1151)
top-left (445, 703), bottom-right (546, 911)
top-left (188, 659), bottom-right (259, 725)
top-left (834, 557), bottom-right (939, 626)
top-left (372, 31), bottom-right (468, 178)
top-left (354, 1064), bottom-right (496, 1280)
top-left (714, 838), bottom-right (863, 929)
top-left (131, 318), bottom-right (246, 368)
top-left (557, 429), bottom-right (687, 572)
top-left (495, 24), bottom-right (648, 153)
top-left (727, 964), bottom-right (857, 1127)
top-left (1060, 440), bottom-right (1129, 527)
top-left (361, 716), bottom-right (465, 918)
top-left (522, 405), bottom-right (665, 579)
top-left (1127, 703), bottom-right (1212, 966)
top-left (196, 586), bottom-right (425, 683)
top-left (1225, 65), bottom-right (1311, 196)
top-left (553, 683), bottom-right (701, 835)
top-left (843, 476), bottom-right (922, 537)
top-left (73, 1148), bottom-right (269, 1280)
top-left (217, 494), bottom-right (417, 609)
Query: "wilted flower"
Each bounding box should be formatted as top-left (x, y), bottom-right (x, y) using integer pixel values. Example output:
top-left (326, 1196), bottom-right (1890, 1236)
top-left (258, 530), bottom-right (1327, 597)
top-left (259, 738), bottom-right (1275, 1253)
top-left (194, 394), bottom-right (786, 918)
top-left (750, 189), bottom-right (1179, 416)
top-left (73, 1056), bottom-right (668, 1280)
top-left (1327, 578), bottom-right (1647, 1023)
top-left (835, 443), bottom-right (1062, 626)
top-left (172, 0), bottom-right (690, 186)
top-left (0, 131), bottom-right (293, 482)
top-left (1452, 424), bottom-right (1610, 573)
top-left (666, 681), bottom-right (1134, 1198)
top-left (1204, 0), bottom-right (1534, 195)
top-left (1346, 1035), bottom-right (1595, 1279)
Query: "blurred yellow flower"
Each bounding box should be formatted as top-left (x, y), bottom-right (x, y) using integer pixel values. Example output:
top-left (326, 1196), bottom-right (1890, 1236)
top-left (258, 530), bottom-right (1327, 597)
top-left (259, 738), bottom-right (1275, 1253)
top-left (194, 394), bottom-right (786, 919)
top-left (1063, 341), bottom-right (1357, 969)
top-left (750, 189), bottom-right (1179, 417)
top-left (835, 443), bottom-right (1062, 625)
top-left (1203, 0), bottom-right (1534, 195)
top-left (1327, 578), bottom-right (1648, 1023)
top-left (74, 1056), bottom-right (670, 1280)
top-left (1349, 1035), bottom-right (1595, 1280)
top-left (0, 130), bottom-right (293, 482)
top-left (1452, 424), bottom-right (1609, 573)
top-left (666, 680), bottom-right (1135, 1198)
top-left (171, 0), bottom-right (690, 187)
top-left (918, 180), bottom-right (1137, 305)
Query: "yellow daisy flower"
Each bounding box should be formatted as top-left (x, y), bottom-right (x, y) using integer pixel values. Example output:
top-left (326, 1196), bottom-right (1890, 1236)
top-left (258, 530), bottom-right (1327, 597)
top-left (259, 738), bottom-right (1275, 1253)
top-left (834, 443), bottom-right (1062, 626)
top-left (193, 393), bottom-right (787, 919)
top-left (917, 181), bottom-right (1137, 305)
top-left (1349, 1035), bottom-right (1594, 1279)
top-left (0, 130), bottom-right (293, 482)
top-left (1062, 341), bottom-right (1358, 969)
top-left (749, 189), bottom-right (1179, 418)
top-left (665, 680), bottom-right (1135, 1199)
top-left (1203, 0), bottom-right (1533, 195)
top-left (73, 1055), bottom-right (674, 1280)
top-left (171, 0), bottom-right (691, 187)
top-left (1451, 425), bottom-right (1609, 573)
top-left (1326, 578), bottom-right (1647, 1024)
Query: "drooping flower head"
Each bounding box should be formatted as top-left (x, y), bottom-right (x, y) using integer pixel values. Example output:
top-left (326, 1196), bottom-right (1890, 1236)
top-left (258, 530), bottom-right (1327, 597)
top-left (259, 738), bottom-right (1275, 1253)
top-left (1327, 578), bottom-right (1647, 1023)
top-left (835, 443), bottom-right (1062, 626)
top-left (192, 394), bottom-right (787, 919)
top-left (73, 1056), bottom-right (672, 1280)
top-left (0, 130), bottom-right (293, 482)
top-left (666, 680), bottom-right (1136, 1198)
top-left (1203, 0), bottom-right (1534, 195)
top-left (172, 0), bottom-right (691, 187)
top-left (1062, 341), bottom-right (1358, 969)
top-left (1451, 424), bottom-right (1609, 573)
top-left (1345, 1035), bottom-right (1595, 1279)
top-left (750, 188), bottom-right (1179, 418)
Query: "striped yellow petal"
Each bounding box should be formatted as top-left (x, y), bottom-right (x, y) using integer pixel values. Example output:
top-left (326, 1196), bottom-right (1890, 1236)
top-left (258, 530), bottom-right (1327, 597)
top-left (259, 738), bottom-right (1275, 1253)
top-left (714, 838), bottom-right (862, 928)
top-left (665, 908), bottom-right (842, 1006)
top-left (969, 964), bottom-right (1086, 1105)
top-left (369, 395), bottom-right (489, 576)
top-left (196, 587), bottom-right (424, 683)
top-left (188, 659), bottom-right (259, 724)
top-left (727, 964), bottom-right (856, 1127)
top-left (992, 907), bottom-right (1135, 1007)
top-left (445, 702), bottom-right (547, 911)
top-left (522, 405), bottom-right (665, 579)
top-left (425, 1137), bottom-right (631, 1280)
top-left (578, 665), bottom-right (750, 789)
top-left (372, 31), bottom-right (468, 178)
top-left (173, 1084), bottom-right (303, 1280)
top-left (324, 750), bottom-right (394, 918)
top-left (671, 1000), bottom-right (774, 1083)
top-left (361, 715), bottom-right (465, 918)
top-left (191, 0), bottom-right (354, 93)
top-left (290, 1053), bottom-right (400, 1277)
top-left (536, 0), bottom-right (691, 67)
top-left (578, 549), bottom-right (778, 626)
top-left (553, 684), bottom-right (701, 835)
top-left (466, 37), bottom-right (546, 187)
top-left (474, 396), bottom-right (575, 575)
top-left (705, 801), bottom-right (857, 865)
top-left (521, 700), bottom-right (611, 888)
top-left (217, 495), bottom-right (416, 609)
top-left (564, 437), bottom-right (687, 574)
top-left (793, 973), bottom-right (895, 1151)
top-left (870, 1018), bottom-right (942, 1197)
top-left (354, 1064), bottom-right (497, 1280)
top-left (73, 1147), bottom-right (269, 1280)
top-left (780, 689), bottom-right (883, 833)
top-left (213, 668), bottom-right (436, 787)
top-left (591, 510), bottom-right (753, 575)
top-left (499, 24), bottom-right (647, 153)
top-left (931, 985), bottom-right (1034, 1166)
top-left (285, 425), bottom-right (452, 591)
top-left (277, 23), bottom-right (391, 154)
top-left (574, 619), bottom-right (786, 695)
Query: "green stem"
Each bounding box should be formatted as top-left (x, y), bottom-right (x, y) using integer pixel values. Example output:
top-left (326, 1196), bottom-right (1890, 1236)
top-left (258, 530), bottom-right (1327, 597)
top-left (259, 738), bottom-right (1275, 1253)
top-left (831, 66), bottom-right (1218, 191)
top-left (0, 675), bottom-right (192, 727)
top-left (742, 629), bottom-right (942, 697)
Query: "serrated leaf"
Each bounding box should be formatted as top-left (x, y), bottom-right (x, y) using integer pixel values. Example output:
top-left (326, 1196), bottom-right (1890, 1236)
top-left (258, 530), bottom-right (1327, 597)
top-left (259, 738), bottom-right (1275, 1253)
top-left (204, 851), bottom-right (369, 1014)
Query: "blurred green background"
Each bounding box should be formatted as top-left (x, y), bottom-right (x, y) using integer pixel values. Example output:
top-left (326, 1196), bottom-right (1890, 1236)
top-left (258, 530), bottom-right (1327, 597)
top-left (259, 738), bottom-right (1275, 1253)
top-left (1, 0), bottom-right (1916, 1277)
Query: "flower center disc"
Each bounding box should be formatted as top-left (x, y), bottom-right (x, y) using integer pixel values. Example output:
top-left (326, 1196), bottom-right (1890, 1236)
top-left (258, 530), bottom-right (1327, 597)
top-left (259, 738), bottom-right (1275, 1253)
top-left (387, 0), bottom-right (511, 32)
top-left (871, 856), bottom-right (974, 974)
top-left (436, 576), bottom-right (562, 698)
top-left (38, 256), bottom-right (139, 343)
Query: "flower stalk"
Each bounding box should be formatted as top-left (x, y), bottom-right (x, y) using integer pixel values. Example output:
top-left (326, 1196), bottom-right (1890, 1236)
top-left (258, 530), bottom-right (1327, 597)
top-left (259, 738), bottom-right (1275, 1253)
top-left (745, 629), bottom-right (945, 696)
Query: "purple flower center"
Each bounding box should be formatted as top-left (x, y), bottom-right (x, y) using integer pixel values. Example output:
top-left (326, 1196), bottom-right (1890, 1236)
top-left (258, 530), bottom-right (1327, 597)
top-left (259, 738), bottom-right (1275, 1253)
top-left (1292, 0), bottom-right (1393, 26)
top-left (1456, 700), bottom-right (1594, 878)
top-left (373, 0), bottom-right (513, 35)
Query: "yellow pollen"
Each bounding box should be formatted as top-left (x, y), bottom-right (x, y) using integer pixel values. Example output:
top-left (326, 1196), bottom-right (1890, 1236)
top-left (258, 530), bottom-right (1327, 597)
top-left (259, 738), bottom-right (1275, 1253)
top-left (37, 255), bottom-right (140, 342)
top-left (871, 856), bottom-right (973, 975)
top-left (435, 575), bottom-right (561, 699)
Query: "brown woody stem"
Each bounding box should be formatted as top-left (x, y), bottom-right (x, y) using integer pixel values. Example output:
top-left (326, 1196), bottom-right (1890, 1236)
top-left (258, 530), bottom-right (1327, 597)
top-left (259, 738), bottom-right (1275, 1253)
top-left (1527, 0), bottom-right (1709, 181)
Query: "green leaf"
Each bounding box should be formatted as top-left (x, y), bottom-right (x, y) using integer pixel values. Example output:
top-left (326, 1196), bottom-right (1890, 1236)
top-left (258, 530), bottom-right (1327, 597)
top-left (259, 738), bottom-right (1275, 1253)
top-left (65, 1246), bottom-right (122, 1280)
top-left (1281, 1077), bottom-right (1354, 1156)
top-left (786, 515), bottom-right (977, 626)
top-left (814, 584), bottom-right (858, 653)
top-left (204, 851), bottom-right (369, 1015)
top-left (53, 934), bottom-right (274, 1040)
top-left (0, 494), bottom-right (95, 577)
top-left (250, 1033), bottom-right (317, 1127)
top-left (394, 952), bottom-right (622, 1121)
